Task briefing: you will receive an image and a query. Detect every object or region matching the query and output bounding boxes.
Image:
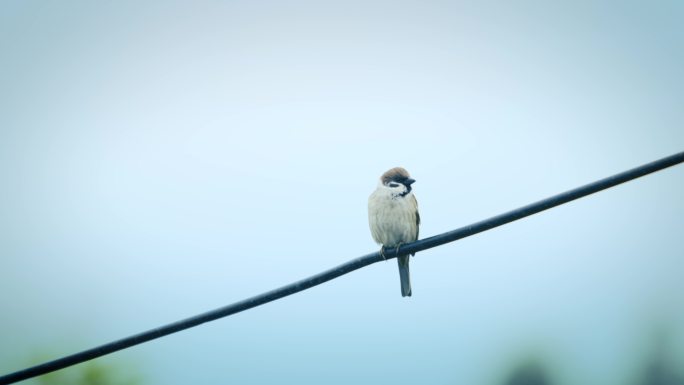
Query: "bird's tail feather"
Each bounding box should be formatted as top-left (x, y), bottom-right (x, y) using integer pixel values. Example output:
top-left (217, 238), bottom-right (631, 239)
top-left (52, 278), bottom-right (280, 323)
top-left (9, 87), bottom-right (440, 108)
top-left (397, 255), bottom-right (412, 297)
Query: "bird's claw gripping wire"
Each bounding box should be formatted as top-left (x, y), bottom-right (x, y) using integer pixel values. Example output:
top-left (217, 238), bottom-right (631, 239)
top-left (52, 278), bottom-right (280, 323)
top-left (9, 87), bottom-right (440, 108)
top-left (380, 243), bottom-right (405, 261)
top-left (395, 243), bottom-right (404, 257)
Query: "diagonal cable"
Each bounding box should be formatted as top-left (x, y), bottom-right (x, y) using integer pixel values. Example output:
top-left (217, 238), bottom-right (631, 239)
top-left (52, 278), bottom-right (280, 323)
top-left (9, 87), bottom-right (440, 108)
top-left (1, 151), bottom-right (683, 385)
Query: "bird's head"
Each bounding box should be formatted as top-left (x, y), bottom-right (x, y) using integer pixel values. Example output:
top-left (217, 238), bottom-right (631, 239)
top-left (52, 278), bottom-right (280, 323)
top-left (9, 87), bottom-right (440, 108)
top-left (380, 167), bottom-right (416, 196)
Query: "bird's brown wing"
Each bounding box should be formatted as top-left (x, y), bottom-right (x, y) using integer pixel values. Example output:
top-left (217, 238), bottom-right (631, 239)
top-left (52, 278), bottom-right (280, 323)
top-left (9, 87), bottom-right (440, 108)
top-left (412, 195), bottom-right (420, 257)
top-left (412, 194), bottom-right (420, 238)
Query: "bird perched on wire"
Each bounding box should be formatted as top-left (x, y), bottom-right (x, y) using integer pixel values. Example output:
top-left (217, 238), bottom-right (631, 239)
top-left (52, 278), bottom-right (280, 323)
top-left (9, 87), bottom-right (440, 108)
top-left (368, 167), bottom-right (420, 297)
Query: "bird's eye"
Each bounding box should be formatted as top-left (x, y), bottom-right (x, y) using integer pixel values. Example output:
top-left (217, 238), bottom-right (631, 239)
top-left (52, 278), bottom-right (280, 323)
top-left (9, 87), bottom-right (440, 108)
top-left (388, 182), bottom-right (400, 188)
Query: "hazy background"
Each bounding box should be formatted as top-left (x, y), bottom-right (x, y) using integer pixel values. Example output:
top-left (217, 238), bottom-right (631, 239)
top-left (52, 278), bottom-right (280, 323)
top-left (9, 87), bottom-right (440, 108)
top-left (1, 1), bottom-right (683, 384)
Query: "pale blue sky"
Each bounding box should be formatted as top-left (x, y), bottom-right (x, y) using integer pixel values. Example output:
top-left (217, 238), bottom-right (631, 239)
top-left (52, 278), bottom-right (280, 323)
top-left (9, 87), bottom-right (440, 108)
top-left (1, 1), bottom-right (683, 384)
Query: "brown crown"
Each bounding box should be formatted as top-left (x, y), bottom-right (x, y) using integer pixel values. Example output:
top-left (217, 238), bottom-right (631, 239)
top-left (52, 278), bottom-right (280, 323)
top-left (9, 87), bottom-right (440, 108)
top-left (380, 167), bottom-right (411, 184)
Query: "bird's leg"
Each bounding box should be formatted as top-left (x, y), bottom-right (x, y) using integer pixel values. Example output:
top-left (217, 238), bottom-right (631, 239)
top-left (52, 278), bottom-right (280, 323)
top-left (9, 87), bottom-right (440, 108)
top-left (380, 246), bottom-right (387, 260)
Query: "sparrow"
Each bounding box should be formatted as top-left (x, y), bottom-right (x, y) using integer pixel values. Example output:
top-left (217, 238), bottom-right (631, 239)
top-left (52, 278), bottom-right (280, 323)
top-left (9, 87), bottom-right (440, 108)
top-left (368, 167), bottom-right (420, 297)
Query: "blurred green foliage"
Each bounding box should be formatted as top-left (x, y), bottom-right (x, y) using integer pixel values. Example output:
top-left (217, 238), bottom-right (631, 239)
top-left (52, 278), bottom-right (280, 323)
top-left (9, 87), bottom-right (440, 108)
top-left (22, 355), bottom-right (142, 385)
top-left (503, 360), bottom-right (552, 385)
top-left (634, 328), bottom-right (684, 385)
top-left (498, 330), bottom-right (684, 385)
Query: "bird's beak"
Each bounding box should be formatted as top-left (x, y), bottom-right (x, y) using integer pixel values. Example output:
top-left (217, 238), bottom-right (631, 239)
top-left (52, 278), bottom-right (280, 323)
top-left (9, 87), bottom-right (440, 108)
top-left (404, 178), bottom-right (416, 186)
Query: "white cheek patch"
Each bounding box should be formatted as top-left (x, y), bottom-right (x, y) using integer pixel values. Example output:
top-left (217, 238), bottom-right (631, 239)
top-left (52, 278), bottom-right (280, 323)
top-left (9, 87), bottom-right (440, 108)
top-left (384, 183), bottom-right (406, 196)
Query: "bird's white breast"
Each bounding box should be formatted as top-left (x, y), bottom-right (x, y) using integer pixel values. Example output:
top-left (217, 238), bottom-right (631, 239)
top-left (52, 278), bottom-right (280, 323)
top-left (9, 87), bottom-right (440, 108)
top-left (368, 188), bottom-right (418, 247)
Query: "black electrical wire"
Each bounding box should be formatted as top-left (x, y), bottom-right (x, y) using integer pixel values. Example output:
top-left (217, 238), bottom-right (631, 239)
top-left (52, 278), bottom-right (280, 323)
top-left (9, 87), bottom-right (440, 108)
top-left (1, 151), bottom-right (682, 385)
